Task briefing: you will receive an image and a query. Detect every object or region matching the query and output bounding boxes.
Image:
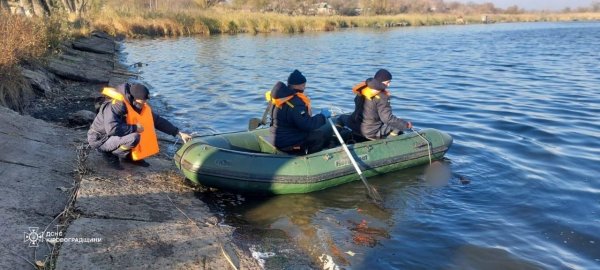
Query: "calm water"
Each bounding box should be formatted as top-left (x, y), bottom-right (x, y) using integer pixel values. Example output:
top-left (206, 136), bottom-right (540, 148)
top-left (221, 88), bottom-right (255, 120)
top-left (124, 22), bottom-right (600, 269)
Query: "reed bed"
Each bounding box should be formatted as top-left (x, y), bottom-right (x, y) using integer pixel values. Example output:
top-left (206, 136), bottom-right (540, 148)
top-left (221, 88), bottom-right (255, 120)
top-left (88, 9), bottom-right (600, 38)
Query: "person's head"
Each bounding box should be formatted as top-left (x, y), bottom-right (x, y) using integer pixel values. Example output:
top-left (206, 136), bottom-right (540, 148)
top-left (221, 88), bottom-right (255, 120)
top-left (374, 69), bottom-right (392, 87)
top-left (287, 69), bottom-right (307, 92)
top-left (130, 83), bottom-right (149, 105)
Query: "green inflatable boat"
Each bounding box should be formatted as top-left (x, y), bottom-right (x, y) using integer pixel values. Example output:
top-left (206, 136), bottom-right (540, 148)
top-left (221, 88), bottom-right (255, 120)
top-left (174, 126), bottom-right (452, 194)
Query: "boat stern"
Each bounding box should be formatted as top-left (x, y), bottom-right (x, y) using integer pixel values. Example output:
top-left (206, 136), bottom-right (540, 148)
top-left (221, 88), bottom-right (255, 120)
top-left (440, 131), bottom-right (453, 149)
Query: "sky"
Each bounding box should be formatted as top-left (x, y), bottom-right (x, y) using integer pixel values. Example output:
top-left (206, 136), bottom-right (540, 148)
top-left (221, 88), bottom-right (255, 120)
top-left (459, 0), bottom-right (596, 11)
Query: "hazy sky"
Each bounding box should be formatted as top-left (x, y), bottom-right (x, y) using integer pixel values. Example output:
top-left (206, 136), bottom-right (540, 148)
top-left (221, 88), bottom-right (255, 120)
top-left (459, 0), bottom-right (595, 10)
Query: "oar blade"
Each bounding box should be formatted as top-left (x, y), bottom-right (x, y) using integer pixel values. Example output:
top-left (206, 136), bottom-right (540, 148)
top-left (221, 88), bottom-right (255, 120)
top-left (248, 118), bottom-right (262, 131)
top-left (361, 175), bottom-right (383, 205)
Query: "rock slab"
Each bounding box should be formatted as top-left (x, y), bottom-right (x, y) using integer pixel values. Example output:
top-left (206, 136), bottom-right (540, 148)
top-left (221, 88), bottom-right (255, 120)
top-left (0, 106), bottom-right (76, 269)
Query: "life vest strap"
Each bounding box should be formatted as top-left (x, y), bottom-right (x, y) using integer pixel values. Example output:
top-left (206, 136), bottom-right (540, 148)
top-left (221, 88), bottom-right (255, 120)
top-left (352, 82), bottom-right (389, 100)
top-left (265, 91), bottom-right (302, 110)
top-left (102, 87), bottom-right (124, 101)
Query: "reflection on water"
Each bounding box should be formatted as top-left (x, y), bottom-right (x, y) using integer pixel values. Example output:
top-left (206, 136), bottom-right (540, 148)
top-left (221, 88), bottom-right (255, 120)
top-left (197, 167), bottom-right (438, 268)
top-left (125, 22), bottom-right (600, 269)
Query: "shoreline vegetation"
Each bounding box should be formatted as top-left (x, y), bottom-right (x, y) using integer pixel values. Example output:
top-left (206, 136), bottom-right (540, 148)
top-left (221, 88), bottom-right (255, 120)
top-left (91, 10), bottom-right (600, 37)
top-left (1, 0), bottom-right (600, 110)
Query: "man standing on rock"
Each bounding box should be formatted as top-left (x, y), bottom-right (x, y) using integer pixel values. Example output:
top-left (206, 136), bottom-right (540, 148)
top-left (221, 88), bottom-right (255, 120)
top-left (87, 83), bottom-right (192, 170)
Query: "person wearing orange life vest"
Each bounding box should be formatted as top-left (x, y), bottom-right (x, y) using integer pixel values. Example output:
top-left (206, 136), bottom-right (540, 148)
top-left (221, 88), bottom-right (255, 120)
top-left (268, 70), bottom-right (333, 154)
top-left (87, 83), bottom-right (192, 170)
top-left (342, 69), bottom-right (412, 140)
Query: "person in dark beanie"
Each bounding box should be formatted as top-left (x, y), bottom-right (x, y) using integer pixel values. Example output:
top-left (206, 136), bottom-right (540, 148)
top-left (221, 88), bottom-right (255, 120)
top-left (341, 69), bottom-right (412, 140)
top-left (374, 68), bottom-right (392, 82)
top-left (87, 83), bottom-right (192, 170)
top-left (268, 70), bottom-right (333, 154)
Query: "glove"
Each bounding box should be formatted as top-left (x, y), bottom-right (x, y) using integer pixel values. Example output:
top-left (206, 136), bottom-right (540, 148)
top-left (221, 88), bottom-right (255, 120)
top-left (178, 132), bottom-right (192, 143)
top-left (320, 108), bottom-right (331, 118)
top-left (135, 123), bottom-right (144, 133)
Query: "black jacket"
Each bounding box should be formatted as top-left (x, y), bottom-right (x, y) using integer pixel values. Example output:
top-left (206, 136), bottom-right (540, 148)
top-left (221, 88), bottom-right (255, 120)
top-left (347, 78), bottom-right (409, 139)
top-left (87, 83), bottom-right (179, 148)
top-left (269, 81), bottom-right (326, 148)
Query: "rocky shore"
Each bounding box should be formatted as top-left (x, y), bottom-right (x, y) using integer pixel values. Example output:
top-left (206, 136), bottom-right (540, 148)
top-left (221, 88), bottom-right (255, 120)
top-left (0, 32), bottom-right (260, 269)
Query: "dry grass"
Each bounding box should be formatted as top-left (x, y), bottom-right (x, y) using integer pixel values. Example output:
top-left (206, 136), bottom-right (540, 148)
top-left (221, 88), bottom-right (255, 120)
top-left (0, 12), bottom-right (46, 111)
top-left (0, 12), bottom-right (73, 111)
top-left (0, 12), bottom-right (48, 67)
top-left (0, 66), bottom-right (34, 112)
top-left (85, 8), bottom-right (600, 38)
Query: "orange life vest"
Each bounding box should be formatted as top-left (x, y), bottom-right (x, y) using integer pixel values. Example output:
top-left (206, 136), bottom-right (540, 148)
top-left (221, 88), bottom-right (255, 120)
top-left (352, 81), bottom-right (390, 100)
top-left (102, 87), bottom-right (159, 161)
top-left (265, 90), bottom-right (312, 114)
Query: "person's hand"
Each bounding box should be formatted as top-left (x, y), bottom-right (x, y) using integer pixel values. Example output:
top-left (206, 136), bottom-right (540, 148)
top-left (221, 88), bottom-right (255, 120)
top-left (136, 123), bottom-right (144, 133)
top-left (179, 132), bottom-right (192, 143)
top-left (406, 121), bottom-right (413, 129)
top-left (320, 108), bottom-right (332, 118)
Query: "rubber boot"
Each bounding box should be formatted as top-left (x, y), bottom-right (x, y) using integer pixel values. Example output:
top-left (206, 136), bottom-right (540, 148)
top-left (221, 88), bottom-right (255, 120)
top-left (99, 150), bottom-right (123, 170)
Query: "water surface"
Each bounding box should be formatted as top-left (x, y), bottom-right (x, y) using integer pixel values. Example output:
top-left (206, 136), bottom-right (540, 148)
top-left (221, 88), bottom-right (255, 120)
top-left (124, 22), bottom-right (600, 269)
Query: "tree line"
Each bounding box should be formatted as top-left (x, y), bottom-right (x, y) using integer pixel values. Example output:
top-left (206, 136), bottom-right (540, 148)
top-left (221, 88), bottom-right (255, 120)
top-left (232, 0), bottom-right (600, 15)
top-left (2, 0), bottom-right (600, 17)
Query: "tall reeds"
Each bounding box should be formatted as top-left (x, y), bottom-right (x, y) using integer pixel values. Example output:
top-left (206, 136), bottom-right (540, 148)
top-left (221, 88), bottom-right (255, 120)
top-left (86, 7), bottom-right (600, 38)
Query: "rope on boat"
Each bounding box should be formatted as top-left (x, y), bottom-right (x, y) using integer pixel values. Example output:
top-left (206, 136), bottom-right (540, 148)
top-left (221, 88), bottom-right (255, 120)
top-left (411, 128), bottom-right (432, 165)
top-left (328, 105), bottom-right (346, 115)
top-left (171, 136), bottom-right (180, 149)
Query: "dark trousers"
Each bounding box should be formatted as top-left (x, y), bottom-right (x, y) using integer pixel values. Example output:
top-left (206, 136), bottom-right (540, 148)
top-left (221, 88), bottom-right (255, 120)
top-left (283, 124), bottom-right (333, 155)
top-left (98, 133), bottom-right (140, 158)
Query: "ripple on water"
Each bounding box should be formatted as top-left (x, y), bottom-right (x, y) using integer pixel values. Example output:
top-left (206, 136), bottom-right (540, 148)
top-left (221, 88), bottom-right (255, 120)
top-left (125, 22), bottom-right (600, 269)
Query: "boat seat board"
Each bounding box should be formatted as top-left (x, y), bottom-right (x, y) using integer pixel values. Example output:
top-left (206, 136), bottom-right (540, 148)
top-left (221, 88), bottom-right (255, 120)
top-left (258, 135), bottom-right (286, 155)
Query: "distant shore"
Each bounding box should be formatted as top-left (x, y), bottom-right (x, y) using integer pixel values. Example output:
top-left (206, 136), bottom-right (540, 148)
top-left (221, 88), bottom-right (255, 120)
top-left (3, 10), bottom-right (600, 111)
top-left (89, 10), bottom-right (600, 38)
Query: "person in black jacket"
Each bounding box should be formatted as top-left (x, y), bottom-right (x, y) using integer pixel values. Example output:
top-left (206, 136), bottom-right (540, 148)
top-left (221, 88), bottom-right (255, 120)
top-left (269, 70), bottom-right (332, 154)
top-left (87, 83), bottom-right (191, 170)
top-left (344, 69), bottom-right (412, 140)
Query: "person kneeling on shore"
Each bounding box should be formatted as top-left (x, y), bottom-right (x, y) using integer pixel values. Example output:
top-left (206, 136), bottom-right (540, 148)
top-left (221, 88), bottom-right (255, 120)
top-left (87, 83), bottom-right (191, 170)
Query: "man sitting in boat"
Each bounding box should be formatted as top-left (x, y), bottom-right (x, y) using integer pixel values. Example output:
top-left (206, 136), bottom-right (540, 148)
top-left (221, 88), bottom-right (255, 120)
top-left (341, 69), bottom-right (412, 140)
top-left (268, 69), bottom-right (333, 154)
top-left (87, 83), bottom-right (192, 170)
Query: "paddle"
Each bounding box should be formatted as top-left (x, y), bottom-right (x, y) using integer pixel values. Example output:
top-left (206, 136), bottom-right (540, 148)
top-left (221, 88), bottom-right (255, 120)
top-left (328, 118), bottom-right (383, 204)
top-left (248, 102), bottom-right (273, 131)
top-left (248, 118), bottom-right (262, 131)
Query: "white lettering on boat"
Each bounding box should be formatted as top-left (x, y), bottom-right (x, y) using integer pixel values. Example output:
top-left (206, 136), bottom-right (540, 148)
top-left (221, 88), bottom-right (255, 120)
top-left (335, 154), bottom-right (368, 167)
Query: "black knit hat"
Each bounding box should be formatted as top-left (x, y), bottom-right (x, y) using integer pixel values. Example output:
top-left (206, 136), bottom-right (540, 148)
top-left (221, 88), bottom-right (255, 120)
top-left (130, 83), bottom-right (149, 100)
top-left (287, 69), bottom-right (307, 85)
top-left (374, 69), bottom-right (392, 82)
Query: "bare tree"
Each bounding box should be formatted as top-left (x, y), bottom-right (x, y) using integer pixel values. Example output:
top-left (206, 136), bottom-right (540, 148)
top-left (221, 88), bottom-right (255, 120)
top-left (1, 0), bottom-right (10, 11)
top-left (58, 0), bottom-right (89, 14)
top-left (18, 0), bottom-right (33, 15)
top-left (505, 5), bottom-right (521, 14)
top-left (31, 0), bottom-right (50, 15)
top-left (329, 0), bottom-right (359, 15)
top-left (194, 0), bottom-right (225, 8)
top-left (592, 1), bottom-right (600, 12)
